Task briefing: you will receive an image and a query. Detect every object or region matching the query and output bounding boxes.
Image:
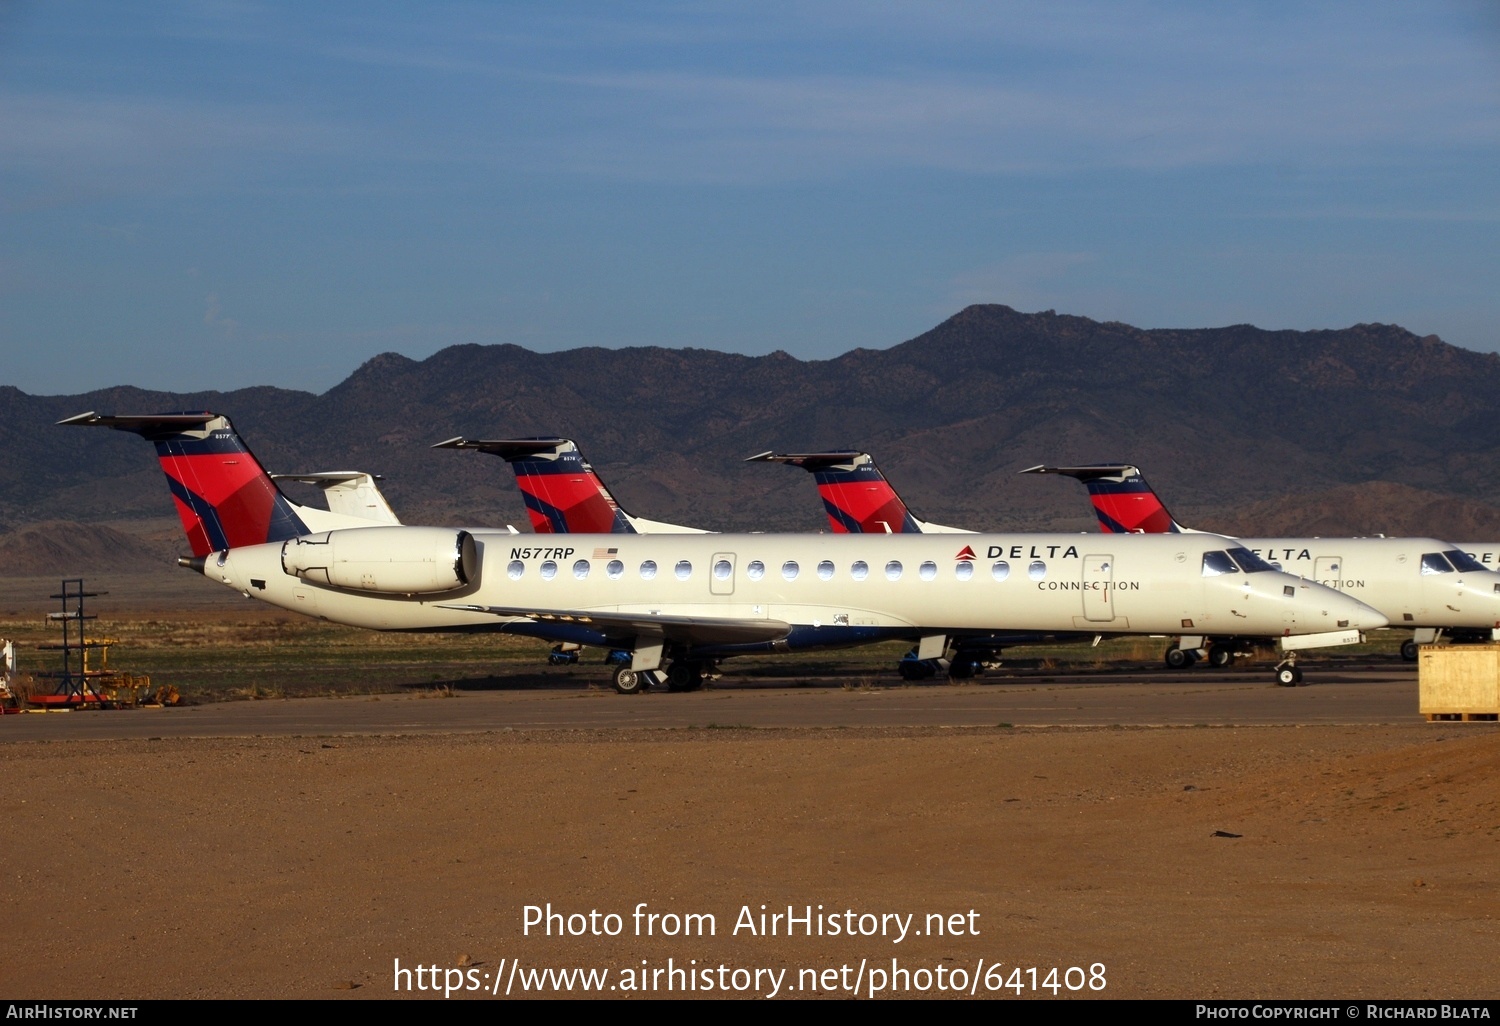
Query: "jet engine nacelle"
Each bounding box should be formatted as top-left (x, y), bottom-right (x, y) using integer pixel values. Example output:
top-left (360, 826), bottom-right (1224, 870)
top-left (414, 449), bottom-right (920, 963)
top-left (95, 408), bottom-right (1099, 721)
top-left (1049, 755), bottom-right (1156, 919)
top-left (281, 527), bottom-right (478, 595)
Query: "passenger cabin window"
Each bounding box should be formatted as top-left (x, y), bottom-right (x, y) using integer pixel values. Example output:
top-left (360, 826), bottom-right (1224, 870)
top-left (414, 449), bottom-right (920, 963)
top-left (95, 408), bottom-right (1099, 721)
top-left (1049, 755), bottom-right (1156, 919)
top-left (540, 560), bottom-right (558, 580)
top-left (919, 561), bottom-right (937, 581)
top-left (782, 560), bottom-right (800, 581)
top-left (851, 560), bottom-right (869, 581)
top-left (607, 560), bottom-right (624, 579)
top-left (1028, 560), bottom-right (1047, 581)
top-left (747, 560), bottom-right (765, 581)
top-left (573, 559), bottom-right (590, 579)
top-left (507, 560), bottom-right (525, 580)
top-left (1201, 550), bottom-right (1239, 577)
top-left (885, 560), bottom-right (903, 581)
top-left (675, 560), bottom-right (692, 580)
top-left (640, 559), bottom-right (658, 580)
top-left (955, 560), bottom-right (974, 581)
top-left (1421, 553), bottom-right (1455, 575)
top-left (713, 559), bottom-right (732, 579)
top-left (991, 561), bottom-right (1010, 581)
top-left (817, 560), bottom-right (834, 581)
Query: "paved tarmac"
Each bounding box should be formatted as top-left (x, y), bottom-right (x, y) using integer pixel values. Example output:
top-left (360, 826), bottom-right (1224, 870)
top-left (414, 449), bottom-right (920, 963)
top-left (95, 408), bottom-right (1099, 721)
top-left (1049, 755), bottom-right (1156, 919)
top-left (0, 662), bottom-right (1447, 741)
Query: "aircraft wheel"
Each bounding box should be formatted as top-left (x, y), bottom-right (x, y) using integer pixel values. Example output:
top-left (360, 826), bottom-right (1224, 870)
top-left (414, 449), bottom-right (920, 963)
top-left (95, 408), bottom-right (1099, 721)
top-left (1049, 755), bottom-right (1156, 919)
top-left (1207, 646), bottom-right (1232, 668)
top-left (898, 659), bottom-right (934, 681)
top-left (1400, 639), bottom-right (1419, 662)
top-left (665, 662), bottom-right (704, 693)
top-left (1275, 665), bottom-right (1301, 687)
top-left (948, 660), bottom-right (980, 680)
top-left (1165, 645), bottom-right (1195, 670)
top-left (612, 665), bottom-right (646, 695)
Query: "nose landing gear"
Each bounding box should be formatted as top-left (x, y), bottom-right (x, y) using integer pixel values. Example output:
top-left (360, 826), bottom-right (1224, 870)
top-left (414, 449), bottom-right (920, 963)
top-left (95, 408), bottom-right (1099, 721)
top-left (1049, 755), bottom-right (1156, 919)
top-left (1274, 657), bottom-right (1304, 686)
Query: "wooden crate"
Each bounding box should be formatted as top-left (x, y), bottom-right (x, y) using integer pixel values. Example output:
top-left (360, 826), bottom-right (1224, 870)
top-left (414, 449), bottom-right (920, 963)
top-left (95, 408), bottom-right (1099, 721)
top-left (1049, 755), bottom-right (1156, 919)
top-left (1418, 645), bottom-right (1500, 721)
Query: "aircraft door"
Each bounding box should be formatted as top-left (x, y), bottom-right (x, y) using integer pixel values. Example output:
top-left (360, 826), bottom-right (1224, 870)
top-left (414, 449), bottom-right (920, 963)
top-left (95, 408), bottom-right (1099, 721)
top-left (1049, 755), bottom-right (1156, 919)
top-left (1315, 556), bottom-right (1344, 590)
top-left (710, 552), bottom-right (736, 596)
top-left (1082, 554), bottom-right (1116, 622)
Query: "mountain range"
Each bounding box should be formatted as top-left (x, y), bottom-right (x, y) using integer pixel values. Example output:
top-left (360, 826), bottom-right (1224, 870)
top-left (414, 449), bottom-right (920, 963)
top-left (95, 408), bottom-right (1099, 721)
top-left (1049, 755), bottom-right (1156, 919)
top-left (5, 304), bottom-right (1500, 575)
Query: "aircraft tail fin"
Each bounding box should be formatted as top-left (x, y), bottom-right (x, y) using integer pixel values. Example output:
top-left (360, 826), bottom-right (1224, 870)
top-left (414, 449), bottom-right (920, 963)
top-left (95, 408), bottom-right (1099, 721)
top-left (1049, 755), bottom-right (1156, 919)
top-left (1018, 464), bottom-right (1187, 534)
top-left (59, 411), bottom-right (310, 556)
top-left (432, 436), bottom-right (636, 534)
top-left (746, 450), bottom-right (972, 534)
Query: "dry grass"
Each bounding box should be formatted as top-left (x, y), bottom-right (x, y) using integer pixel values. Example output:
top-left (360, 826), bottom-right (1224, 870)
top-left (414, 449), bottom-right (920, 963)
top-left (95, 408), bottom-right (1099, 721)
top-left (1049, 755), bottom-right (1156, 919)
top-left (0, 600), bottom-right (1412, 705)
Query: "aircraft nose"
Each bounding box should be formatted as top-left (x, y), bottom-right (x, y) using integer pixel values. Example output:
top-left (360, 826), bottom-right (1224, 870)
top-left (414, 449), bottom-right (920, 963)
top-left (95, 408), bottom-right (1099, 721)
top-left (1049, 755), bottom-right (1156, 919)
top-left (1332, 592), bottom-right (1387, 631)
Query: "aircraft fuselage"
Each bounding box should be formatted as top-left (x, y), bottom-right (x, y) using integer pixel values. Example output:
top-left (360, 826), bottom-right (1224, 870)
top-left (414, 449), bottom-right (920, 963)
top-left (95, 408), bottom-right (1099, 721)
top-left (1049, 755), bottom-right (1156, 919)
top-left (195, 529), bottom-right (1384, 659)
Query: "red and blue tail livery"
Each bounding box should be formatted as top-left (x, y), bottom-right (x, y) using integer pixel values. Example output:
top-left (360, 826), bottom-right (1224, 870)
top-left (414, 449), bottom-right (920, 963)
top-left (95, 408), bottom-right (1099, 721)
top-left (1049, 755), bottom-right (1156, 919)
top-left (746, 451), bottom-right (973, 534)
top-left (432, 436), bottom-right (634, 534)
top-left (58, 412), bottom-right (309, 556)
top-left (746, 451), bottom-right (920, 533)
top-left (1019, 464), bottom-right (1185, 534)
top-left (434, 436), bottom-right (708, 535)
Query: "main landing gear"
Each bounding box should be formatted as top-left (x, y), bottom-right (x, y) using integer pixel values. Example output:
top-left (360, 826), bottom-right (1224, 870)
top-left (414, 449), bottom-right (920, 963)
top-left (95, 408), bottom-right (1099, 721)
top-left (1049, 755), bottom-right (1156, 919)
top-left (1167, 640), bottom-right (1301, 684)
top-left (611, 660), bottom-right (714, 694)
top-left (611, 664), bottom-right (653, 695)
top-left (1164, 644), bottom-right (1197, 669)
top-left (1165, 641), bottom-right (1235, 669)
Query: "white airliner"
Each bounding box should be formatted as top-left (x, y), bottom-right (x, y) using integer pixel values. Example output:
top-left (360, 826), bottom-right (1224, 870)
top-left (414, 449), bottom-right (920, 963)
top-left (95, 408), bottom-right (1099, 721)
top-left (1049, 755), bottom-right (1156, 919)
top-left (1021, 464), bottom-right (1500, 664)
top-left (60, 412), bottom-right (1387, 693)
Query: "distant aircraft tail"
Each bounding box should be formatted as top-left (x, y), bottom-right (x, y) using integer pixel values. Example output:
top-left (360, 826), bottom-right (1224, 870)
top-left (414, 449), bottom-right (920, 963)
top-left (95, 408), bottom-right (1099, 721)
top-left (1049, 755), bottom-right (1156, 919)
top-left (746, 451), bottom-right (973, 534)
top-left (431, 437), bottom-right (632, 533)
top-left (432, 436), bottom-right (707, 534)
top-left (1018, 464), bottom-right (1187, 534)
top-left (59, 412), bottom-right (310, 556)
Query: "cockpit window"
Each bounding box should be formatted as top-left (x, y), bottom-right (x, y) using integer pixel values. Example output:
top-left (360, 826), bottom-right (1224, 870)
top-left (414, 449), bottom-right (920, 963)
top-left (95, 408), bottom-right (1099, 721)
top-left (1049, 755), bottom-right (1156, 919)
top-left (1420, 552), bottom-right (1455, 575)
top-left (1226, 548), bottom-right (1275, 573)
top-left (1201, 550), bottom-right (1239, 577)
top-left (1445, 549), bottom-right (1486, 573)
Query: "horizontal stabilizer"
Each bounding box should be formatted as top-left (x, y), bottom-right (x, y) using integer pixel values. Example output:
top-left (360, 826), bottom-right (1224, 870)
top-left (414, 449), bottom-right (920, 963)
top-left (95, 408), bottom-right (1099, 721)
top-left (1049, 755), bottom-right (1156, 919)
top-left (744, 450), bottom-right (866, 470)
top-left (431, 437), bottom-right (572, 460)
top-left (1017, 464), bottom-right (1141, 482)
top-left (58, 411), bottom-right (217, 437)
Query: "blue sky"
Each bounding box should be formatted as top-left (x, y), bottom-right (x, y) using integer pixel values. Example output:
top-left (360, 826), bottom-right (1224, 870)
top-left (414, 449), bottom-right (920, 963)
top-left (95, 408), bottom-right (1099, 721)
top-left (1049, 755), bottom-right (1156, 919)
top-left (2, 1), bottom-right (1497, 395)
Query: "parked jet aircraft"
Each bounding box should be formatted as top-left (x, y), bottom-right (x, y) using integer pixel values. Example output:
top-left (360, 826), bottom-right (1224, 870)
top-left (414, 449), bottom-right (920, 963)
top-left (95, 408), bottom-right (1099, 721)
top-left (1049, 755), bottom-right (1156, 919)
top-left (61, 412), bottom-right (1385, 691)
top-left (1022, 464), bottom-right (1500, 663)
top-left (432, 436), bottom-right (705, 534)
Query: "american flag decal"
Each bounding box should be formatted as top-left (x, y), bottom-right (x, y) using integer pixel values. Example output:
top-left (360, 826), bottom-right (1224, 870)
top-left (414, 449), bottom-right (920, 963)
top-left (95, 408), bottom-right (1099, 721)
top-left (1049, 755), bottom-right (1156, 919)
top-left (594, 547), bottom-right (619, 558)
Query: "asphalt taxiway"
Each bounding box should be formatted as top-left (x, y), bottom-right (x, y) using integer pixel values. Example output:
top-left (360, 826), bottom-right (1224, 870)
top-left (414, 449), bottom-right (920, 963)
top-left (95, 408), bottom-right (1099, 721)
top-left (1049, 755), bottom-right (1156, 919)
top-left (0, 663), bottom-right (1442, 741)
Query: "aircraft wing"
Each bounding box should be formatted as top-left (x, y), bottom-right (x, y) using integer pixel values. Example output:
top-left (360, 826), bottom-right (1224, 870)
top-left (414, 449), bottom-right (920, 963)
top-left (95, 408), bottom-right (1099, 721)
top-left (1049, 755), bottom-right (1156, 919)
top-left (436, 604), bottom-right (792, 647)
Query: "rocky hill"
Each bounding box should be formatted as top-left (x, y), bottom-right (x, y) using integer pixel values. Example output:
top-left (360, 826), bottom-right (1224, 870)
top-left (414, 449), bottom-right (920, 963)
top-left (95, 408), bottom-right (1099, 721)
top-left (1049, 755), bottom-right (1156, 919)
top-left (4, 305), bottom-right (1499, 576)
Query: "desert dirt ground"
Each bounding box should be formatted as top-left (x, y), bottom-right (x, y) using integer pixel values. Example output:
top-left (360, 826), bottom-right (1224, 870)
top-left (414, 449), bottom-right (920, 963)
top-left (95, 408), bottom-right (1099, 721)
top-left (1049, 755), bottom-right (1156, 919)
top-left (2, 722), bottom-right (1497, 1000)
